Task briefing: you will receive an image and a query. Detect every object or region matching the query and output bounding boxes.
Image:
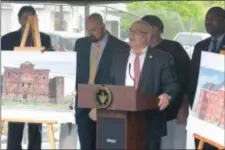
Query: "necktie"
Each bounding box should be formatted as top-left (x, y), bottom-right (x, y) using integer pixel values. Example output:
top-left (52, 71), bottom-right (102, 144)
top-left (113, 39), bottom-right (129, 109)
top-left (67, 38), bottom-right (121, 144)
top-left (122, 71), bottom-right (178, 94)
top-left (211, 39), bottom-right (218, 53)
top-left (134, 53), bottom-right (141, 88)
top-left (88, 44), bottom-right (100, 84)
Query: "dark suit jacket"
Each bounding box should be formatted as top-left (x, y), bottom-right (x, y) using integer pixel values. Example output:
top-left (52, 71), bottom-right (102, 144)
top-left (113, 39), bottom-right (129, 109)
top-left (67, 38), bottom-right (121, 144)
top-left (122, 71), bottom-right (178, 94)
top-left (108, 47), bottom-right (180, 139)
top-left (75, 34), bottom-right (129, 116)
top-left (155, 39), bottom-right (190, 120)
top-left (1, 29), bottom-right (51, 51)
top-left (188, 36), bottom-right (225, 107)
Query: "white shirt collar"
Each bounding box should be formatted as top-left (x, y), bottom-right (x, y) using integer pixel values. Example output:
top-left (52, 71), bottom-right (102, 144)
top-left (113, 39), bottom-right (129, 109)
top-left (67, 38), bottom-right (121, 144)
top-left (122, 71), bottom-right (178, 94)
top-left (130, 46), bottom-right (148, 54)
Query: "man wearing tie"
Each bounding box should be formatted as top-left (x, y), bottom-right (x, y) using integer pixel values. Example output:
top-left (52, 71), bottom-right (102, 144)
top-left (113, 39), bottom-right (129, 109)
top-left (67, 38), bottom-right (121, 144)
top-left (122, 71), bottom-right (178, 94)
top-left (188, 7), bottom-right (225, 150)
top-left (1, 6), bottom-right (52, 150)
top-left (75, 13), bottom-right (129, 150)
top-left (107, 20), bottom-right (180, 150)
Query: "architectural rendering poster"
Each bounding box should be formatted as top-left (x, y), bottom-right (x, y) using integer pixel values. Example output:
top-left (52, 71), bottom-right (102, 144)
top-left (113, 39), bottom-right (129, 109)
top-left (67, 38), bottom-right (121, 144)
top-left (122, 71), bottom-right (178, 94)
top-left (1, 51), bottom-right (76, 111)
top-left (186, 51), bottom-right (225, 146)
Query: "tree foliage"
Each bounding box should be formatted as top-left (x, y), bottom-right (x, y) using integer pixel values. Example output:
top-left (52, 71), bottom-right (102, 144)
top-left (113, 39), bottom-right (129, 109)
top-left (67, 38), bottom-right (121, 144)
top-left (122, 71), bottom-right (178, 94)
top-left (120, 1), bottom-right (223, 39)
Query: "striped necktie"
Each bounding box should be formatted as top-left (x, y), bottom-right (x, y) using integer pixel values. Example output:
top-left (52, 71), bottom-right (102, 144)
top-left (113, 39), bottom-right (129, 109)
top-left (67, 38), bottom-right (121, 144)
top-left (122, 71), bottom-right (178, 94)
top-left (88, 44), bottom-right (100, 84)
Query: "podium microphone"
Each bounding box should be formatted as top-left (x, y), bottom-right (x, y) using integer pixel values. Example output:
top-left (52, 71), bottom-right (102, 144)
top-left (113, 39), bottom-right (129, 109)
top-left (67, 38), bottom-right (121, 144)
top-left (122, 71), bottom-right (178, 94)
top-left (128, 63), bottom-right (135, 86)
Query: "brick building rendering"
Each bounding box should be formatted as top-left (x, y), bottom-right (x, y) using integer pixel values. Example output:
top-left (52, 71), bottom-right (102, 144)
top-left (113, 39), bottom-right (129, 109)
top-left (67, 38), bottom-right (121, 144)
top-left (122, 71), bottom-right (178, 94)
top-left (196, 81), bottom-right (225, 128)
top-left (2, 61), bottom-right (64, 104)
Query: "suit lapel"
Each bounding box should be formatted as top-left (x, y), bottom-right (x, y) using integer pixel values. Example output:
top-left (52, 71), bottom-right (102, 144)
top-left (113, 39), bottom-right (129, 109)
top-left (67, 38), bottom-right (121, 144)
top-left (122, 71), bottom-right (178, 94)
top-left (97, 35), bottom-right (112, 73)
top-left (203, 38), bottom-right (211, 52)
top-left (117, 50), bottom-right (129, 85)
top-left (15, 30), bottom-right (22, 46)
top-left (85, 40), bottom-right (92, 79)
top-left (138, 47), bottom-right (154, 88)
top-left (218, 36), bottom-right (225, 51)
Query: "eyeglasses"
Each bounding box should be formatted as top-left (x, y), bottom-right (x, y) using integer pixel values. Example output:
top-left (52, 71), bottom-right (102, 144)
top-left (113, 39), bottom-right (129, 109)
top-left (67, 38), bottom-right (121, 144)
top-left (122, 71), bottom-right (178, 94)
top-left (128, 29), bottom-right (148, 35)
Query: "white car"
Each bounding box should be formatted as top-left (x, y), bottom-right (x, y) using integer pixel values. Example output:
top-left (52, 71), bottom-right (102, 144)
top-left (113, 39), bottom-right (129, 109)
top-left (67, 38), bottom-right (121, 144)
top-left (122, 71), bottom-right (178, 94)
top-left (174, 32), bottom-right (210, 58)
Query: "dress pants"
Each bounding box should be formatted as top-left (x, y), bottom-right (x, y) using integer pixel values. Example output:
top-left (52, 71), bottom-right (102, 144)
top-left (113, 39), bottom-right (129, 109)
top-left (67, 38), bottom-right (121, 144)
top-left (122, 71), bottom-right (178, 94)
top-left (161, 119), bottom-right (187, 149)
top-left (147, 139), bottom-right (161, 150)
top-left (195, 138), bottom-right (218, 150)
top-left (76, 111), bottom-right (96, 150)
top-left (7, 122), bottom-right (42, 150)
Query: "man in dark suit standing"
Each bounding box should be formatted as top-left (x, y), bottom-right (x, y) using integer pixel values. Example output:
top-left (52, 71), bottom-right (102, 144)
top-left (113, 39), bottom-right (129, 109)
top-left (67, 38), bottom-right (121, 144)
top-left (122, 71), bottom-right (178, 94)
top-left (107, 20), bottom-right (180, 150)
top-left (74, 13), bottom-right (129, 150)
top-left (188, 7), bottom-right (225, 150)
top-left (1, 6), bottom-right (52, 150)
top-left (1, 6), bottom-right (51, 51)
top-left (141, 15), bottom-right (190, 149)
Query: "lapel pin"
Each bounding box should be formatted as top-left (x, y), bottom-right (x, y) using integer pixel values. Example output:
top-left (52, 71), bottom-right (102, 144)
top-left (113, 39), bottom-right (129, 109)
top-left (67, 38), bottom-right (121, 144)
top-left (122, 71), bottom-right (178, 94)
top-left (149, 55), bottom-right (152, 59)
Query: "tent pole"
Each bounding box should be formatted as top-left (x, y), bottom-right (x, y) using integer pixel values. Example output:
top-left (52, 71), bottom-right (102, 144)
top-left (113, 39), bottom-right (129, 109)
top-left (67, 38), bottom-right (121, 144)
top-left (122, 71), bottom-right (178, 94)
top-left (84, 3), bottom-right (90, 36)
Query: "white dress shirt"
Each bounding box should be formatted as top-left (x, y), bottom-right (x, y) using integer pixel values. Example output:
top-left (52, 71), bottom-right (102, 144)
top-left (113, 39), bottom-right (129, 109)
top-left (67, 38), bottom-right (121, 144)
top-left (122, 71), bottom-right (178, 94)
top-left (125, 46), bottom-right (148, 86)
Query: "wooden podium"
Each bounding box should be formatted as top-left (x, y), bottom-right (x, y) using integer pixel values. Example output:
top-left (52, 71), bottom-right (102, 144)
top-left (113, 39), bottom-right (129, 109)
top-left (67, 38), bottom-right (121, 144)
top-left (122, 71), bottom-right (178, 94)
top-left (78, 84), bottom-right (159, 149)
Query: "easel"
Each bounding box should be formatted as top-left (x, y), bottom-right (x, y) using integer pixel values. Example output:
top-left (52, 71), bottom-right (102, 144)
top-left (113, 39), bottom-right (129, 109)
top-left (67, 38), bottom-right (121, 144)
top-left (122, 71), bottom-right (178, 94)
top-left (194, 50), bottom-right (225, 150)
top-left (1, 15), bottom-right (56, 149)
top-left (1, 119), bottom-right (56, 149)
top-left (194, 134), bottom-right (224, 150)
top-left (14, 15), bottom-right (45, 51)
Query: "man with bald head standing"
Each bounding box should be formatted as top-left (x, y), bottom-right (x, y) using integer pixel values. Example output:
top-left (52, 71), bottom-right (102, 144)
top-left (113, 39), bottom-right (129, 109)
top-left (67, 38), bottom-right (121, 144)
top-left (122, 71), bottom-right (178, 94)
top-left (107, 20), bottom-right (180, 150)
top-left (74, 13), bottom-right (129, 150)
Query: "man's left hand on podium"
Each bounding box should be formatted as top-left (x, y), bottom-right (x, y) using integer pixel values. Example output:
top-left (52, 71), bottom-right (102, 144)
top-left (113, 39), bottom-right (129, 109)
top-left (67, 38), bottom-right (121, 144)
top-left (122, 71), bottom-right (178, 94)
top-left (89, 108), bottom-right (97, 121)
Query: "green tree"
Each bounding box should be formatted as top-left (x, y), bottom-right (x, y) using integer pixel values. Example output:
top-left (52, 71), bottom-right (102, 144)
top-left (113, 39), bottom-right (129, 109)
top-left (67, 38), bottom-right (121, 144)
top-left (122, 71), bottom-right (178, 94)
top-left (201, 1), bottom-right (224, 10)
top-left (120, 1), bottom-right (223, 39)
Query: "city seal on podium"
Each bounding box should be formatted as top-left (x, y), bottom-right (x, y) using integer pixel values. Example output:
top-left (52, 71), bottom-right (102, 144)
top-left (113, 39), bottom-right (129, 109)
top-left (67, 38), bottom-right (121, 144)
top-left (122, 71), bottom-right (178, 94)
top-left (94, 86), bottom-right (112, 109)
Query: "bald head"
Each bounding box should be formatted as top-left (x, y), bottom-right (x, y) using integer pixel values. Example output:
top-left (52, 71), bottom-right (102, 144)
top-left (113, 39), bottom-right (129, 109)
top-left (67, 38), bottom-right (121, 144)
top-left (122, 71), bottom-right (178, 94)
top-left (128, 20), bottom-right (152, 52)
top-left (86, 13), bottom-right (106, 42)
top-left (87, 13), bottom-right (104, 23)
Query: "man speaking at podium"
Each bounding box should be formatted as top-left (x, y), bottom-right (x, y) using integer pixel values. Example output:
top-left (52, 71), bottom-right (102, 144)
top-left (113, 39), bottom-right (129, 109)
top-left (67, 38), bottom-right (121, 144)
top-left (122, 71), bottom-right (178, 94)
top-left (107, 20), bottom-right (180, 150)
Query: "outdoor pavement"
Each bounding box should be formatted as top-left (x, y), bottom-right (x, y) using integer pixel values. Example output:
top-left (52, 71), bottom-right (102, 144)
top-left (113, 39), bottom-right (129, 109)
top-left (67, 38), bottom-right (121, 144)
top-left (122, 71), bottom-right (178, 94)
top-left (1, 130), bottom-right (194, 149)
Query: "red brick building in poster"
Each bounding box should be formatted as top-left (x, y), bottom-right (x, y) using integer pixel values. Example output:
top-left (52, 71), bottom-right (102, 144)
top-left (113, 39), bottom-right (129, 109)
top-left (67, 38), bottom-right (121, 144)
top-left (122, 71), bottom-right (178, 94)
top-left (196, 81), bottom-right (225, 128)
top-left (1, 61), bottom-right (64, 104)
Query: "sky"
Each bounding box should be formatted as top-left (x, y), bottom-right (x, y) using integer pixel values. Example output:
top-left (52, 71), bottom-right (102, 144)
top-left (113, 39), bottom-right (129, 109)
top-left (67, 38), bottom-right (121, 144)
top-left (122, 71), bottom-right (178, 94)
top-left (1, 51), bottom-right (77, 95)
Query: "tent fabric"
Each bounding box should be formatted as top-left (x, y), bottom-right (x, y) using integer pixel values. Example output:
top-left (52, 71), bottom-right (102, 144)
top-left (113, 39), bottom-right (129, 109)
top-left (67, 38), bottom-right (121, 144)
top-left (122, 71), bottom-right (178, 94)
top-left (1, 0), bottom-right (131, 5)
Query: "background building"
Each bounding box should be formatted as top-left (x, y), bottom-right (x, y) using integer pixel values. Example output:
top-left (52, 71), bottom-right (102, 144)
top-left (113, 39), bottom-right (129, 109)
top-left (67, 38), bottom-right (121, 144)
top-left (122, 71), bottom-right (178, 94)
top-left (49, 76), bottom-right (64, 104)
top-left (196, 81), bottom-right (225, 127)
